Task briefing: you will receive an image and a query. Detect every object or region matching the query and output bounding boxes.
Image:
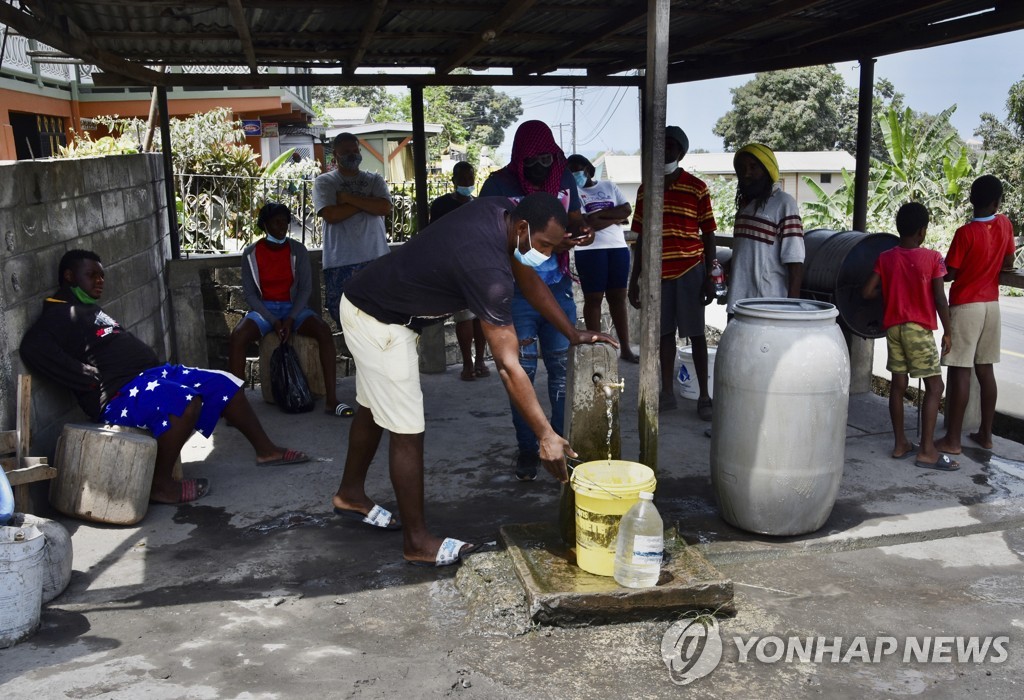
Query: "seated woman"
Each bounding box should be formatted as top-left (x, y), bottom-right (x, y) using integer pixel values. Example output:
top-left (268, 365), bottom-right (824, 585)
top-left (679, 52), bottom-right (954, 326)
top-left (229, 202), bottom-right (353, 416)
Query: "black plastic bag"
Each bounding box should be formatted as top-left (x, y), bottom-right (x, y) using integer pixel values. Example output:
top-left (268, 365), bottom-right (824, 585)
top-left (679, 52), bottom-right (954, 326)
top-left (269, 339), bottom-right (315, 413)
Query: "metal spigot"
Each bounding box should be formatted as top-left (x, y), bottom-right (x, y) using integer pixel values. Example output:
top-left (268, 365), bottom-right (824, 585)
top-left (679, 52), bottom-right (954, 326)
top-left (592, 374), bottom-right (625, 399)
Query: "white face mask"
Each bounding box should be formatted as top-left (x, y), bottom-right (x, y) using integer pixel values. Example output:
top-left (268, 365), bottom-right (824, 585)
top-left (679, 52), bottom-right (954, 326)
top-left (514, 223), bottom-right (551, 268)
top-left (266, 234), bottom-right (288, 245)
top-left (664, 160), bottom-right (679, 175)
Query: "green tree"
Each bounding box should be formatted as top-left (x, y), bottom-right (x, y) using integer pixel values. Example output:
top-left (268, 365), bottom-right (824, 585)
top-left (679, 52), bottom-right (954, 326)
top-left (315, 74), bottom-right (523, 166)
top-left (975, 74), bottom-right (1024, 230)
top-left (835, 78), bottom-right (907, 161)
top-left (713, 66), bottom-right (849, 151)
top-left (802, 105), bottom-right (977, 238)
top-left (311, 85), bottom-right (403, 121)
top-left (402, 80), bottom-right (523, 163)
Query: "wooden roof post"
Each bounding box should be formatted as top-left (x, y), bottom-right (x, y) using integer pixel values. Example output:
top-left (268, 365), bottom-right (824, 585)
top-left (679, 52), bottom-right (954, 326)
top-left (637, 0), bottom-right (670, 474)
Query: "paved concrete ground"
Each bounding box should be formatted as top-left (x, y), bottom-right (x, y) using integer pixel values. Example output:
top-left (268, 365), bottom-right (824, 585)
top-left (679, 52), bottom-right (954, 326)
top-left (2, 352), bottom-right (1024, 698)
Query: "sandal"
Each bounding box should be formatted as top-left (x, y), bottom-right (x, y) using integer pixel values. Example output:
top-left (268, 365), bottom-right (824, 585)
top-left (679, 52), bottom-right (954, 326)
top-left (914, 455), bottom-right (960, 471)
top-left (333, 503), bottom-right (401, 530)
top-left (406, 538), bottom-right (481, 567)
top-left (151, 477), bottom-right (210, 504)
top-left (257, 449), bottom-right (310, 467)
top-left (697, 397), bottom-right (713, 422)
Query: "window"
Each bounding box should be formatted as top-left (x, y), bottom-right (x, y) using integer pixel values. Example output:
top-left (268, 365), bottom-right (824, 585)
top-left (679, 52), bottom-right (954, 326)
top-left (820, 173), bottom-right (832, 184)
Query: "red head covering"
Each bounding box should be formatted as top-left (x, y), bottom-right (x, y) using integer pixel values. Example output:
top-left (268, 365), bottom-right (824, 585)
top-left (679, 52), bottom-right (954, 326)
top-left (507, 120), bottom-right (567, 196)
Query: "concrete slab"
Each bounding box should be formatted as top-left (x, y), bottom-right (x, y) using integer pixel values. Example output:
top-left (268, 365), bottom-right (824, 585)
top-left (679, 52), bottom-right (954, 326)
top-left (4, 347), bottom-right (1024, 698)
top-left (501, 522), bottom-right (734, 625)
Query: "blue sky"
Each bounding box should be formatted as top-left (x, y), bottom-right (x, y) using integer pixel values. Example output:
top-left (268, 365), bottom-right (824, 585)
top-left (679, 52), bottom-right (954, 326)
top-left (493, 29), bottom-right (1024, 162)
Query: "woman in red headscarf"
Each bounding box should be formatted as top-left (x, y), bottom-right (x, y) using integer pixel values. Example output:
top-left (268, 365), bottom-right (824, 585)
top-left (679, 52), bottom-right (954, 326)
top-left (479, 121), bottom-right (596, 481)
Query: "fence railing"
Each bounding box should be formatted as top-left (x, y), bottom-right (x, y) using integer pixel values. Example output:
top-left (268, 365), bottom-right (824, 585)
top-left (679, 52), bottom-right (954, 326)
top-left (176, 173), bottom-right (452, 254)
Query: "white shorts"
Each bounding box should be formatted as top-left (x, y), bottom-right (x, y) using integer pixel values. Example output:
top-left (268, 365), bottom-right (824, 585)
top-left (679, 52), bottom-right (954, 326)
top-left (340, 295), bottom-right (424, 434)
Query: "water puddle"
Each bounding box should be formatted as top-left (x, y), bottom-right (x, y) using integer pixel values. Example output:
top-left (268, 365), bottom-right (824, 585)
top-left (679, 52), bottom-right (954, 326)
top-left (245, 510), bottom-right (329, 536)
top-left (979, 455), bottom-right (1024, 501)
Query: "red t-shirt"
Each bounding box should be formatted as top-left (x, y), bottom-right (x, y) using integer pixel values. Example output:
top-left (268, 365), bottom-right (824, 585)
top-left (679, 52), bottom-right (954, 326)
top-left (254, 240), bottom-right (293, 302)
top-left (946, 214), bottom-right (1016, 306)
top-left (631, 171), bottom-right (717, 279)
top-left (874, 246), bottom-right (947, 331)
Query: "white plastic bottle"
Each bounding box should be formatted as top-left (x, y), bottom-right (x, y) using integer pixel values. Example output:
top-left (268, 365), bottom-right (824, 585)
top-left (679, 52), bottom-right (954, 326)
top-left (613, 491), bottom-right (664, 588)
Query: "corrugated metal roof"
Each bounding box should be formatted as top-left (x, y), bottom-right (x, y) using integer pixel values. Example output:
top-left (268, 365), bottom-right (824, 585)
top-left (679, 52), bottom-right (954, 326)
top-left (1, 1), bottom-right (1021, 88)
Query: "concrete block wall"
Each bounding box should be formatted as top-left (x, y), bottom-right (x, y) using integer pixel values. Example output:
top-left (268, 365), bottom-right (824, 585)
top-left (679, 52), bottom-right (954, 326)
top-left (0, 154), bottom-right (172, 457)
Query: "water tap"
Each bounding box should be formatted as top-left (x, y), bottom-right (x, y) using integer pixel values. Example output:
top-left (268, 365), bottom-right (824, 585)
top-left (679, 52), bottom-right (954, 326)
top-left (592, 374), bottom-right (625, 399)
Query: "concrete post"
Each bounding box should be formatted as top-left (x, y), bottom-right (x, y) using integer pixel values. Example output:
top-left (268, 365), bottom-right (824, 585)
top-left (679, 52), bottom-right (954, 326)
top-left (560, 342), bottom-right (623, 545)
top-left (848, 335), bottom-right (874, 394)
top-left (418, 324), bottom-right (447, 374)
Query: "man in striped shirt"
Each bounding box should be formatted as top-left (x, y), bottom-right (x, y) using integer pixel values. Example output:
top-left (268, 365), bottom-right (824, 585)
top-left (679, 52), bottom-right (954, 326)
top-left (629, 126), bottom-right (718, 416)
top-left (728, 143), bottom-right (804, 314)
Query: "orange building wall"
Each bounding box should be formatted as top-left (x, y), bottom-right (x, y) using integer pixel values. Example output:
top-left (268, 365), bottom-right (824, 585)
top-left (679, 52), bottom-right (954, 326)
top-left (0, 90), bottom-right (75, 161)
top-left (3, 86), bottom-right (304, 161)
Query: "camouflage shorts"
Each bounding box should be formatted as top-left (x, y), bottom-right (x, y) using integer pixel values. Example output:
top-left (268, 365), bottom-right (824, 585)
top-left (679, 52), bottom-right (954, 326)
top-left (886, 322), bottom-right (940, 378)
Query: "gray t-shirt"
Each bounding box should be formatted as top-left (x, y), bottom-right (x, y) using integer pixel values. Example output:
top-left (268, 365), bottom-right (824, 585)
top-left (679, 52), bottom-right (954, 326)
top-left (727, 185), bottom-right (805, 313)
top-left (313, 169), bottom-right (392, 269)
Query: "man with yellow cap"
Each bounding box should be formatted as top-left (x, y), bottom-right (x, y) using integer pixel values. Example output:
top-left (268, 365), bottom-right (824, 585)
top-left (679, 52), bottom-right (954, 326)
top-left (729, 143), bottom-right (804, 313)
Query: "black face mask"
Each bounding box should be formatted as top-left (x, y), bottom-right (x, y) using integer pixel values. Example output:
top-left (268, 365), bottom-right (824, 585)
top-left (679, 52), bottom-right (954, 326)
top-left (524, 162), bottom-right (552, 185)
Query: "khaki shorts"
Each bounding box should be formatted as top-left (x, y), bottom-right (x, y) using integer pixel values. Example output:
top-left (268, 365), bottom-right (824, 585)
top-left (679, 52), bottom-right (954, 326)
top-left (886, 322), bottom-right (940, 378)
top-left (340, 295), bottom-right (425, 434)
top-left (942, 301), bottom-right (1001, 368)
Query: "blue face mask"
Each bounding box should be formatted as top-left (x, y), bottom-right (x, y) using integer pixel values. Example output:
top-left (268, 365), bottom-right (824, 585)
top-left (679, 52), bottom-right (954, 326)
top-left (513, 223), bottom-right (551, 268)
top-left (572, 171), bottom-right (588, 189)
top-left (455, 185), bottom-right (474, 197)
top-left (266, 234), bottom-right (288, 245)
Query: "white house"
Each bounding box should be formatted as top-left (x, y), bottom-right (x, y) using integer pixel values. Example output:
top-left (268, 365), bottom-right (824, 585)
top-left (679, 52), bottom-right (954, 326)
top-left (599, 151), bottom-right (857, 210)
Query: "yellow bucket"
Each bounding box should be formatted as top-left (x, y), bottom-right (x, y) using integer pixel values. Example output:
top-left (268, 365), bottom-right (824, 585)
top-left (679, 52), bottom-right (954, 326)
top-left (570, 460), bottom-right (657, 576)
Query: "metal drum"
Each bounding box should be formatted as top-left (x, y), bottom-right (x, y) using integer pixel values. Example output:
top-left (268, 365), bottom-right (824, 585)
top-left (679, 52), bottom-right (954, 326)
top-left (802, 229), bottom-right (899, 339)
top-left (710, 298), bottom-right (850, 536)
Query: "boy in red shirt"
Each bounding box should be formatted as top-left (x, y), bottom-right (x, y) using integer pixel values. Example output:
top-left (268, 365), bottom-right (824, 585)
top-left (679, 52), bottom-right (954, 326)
top-left (863, 202), bottom-right (954, 469)
top-left (935, 175), bottom-right (1017, 455)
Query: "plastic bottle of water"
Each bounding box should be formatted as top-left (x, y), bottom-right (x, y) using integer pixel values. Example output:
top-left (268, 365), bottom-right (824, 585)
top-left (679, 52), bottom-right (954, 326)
top-left (613, 491), bottom-right (664, 588)
top-left (710, 259), bottom-right (727, 302)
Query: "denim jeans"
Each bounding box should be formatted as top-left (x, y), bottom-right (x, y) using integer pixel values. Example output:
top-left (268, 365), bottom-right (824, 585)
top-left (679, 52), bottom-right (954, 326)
top-left (509, 274), bottom-right (576, 454)
top-left (324, 262), bottom-right (371, 327)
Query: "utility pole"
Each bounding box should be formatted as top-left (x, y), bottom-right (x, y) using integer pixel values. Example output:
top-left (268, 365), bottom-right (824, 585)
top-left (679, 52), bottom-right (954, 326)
top-left (563, 86), bottom-right (584, 154)
top-left (552, 122), bottom-right (570, 151)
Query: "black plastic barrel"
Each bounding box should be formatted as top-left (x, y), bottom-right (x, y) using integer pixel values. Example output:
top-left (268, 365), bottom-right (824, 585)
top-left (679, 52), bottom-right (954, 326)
top-left (801, 229), bottom-right (899, 339)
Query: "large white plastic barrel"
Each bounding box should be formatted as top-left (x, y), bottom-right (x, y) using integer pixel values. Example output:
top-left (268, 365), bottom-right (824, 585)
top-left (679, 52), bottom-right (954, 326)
top-left (711, 298), bottom-right (850, 535)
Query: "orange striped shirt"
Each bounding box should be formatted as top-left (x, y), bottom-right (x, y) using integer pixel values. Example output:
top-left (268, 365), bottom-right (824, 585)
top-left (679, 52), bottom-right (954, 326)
top-left (631, 171), bottom-right (717, 279)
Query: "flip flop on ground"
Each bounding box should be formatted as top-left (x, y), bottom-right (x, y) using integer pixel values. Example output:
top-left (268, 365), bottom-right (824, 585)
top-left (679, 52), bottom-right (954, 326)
top-left (151, 477), bottom-right (210, 504)
top-left (915, 454), bottom-right (960, 471)
top-left (892, 443), bottom-right (919, 460)
top-left (257, 449), bottom-right (310, 467)
top-left (407, 537), bottom-right (481, 567)
top-left (333, 503), bottom-right (401, 530)
top-left (460, 368), bottom-right (475, 381)
top-left (474, 364), bottom-right (491, 377)
top-left (326, 403), bottom-right (355, 417)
